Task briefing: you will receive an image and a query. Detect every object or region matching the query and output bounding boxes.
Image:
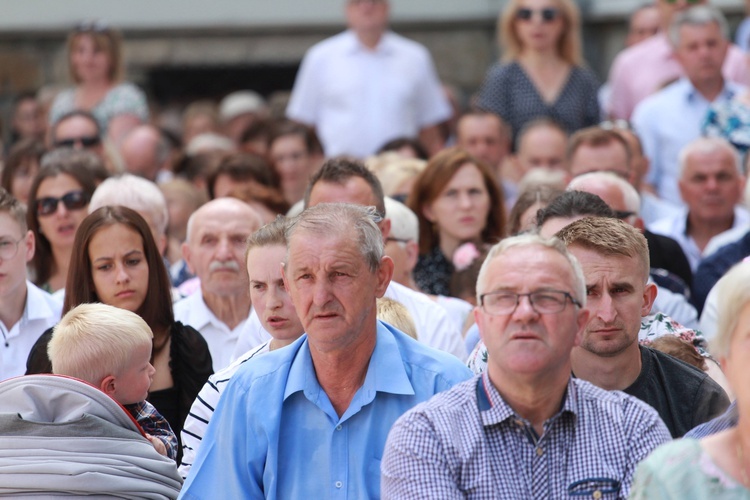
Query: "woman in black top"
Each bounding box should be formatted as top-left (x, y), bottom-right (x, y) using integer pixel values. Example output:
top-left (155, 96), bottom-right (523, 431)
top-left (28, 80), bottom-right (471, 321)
top-left (476, 0), bottom-right (599, 145)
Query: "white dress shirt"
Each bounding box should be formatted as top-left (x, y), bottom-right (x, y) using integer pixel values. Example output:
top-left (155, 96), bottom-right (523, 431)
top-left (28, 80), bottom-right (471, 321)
top-left (173, 289), bottom-right (249, 372)
top-left (0, 281), bottom-right (62, 381)
top-left (287, 30), bottom-right (450, 158)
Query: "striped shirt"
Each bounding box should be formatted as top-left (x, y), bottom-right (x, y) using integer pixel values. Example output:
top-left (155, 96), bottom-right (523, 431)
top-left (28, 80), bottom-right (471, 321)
top-left (178, 340), bottom-right (270, 478)
top-left (684, 400), bottom-right (738, 439)
top-left (381, 373), bottom-right (671, 499)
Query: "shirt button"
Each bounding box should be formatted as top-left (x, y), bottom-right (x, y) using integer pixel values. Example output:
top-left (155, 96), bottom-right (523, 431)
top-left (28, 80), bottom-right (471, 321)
top-left (514, 419), bottom-right (523, 427)
top-left (593, 490), bottom-right (602, 499)
top-left (336, 425), bottom-right (342, 431)
top-left (536, 447), bottom-right (543, 457)
top-left (335, 481), bottom-right (343, 489)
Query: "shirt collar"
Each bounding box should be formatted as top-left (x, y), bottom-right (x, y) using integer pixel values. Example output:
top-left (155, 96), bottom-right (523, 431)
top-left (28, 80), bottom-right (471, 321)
top-left (344, 29), bottom-right (395, 55)
top-left (681, 77), bottom-right (739, 103)
top-left (283, 320), bottom-right (414, 403)
top-left (19, 281), bottom-right (60, 323)
top-left (477, 372), bottom-right (578, 428)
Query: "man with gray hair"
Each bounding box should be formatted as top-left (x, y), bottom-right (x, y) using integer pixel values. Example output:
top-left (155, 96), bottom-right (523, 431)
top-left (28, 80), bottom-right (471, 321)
top-left (180, 203), bottom-right (471, 498)
top-left (632, 5), bottom-right (745, 206)
top-left (649, 137), bottom-right (749, 272)
top-left (381, 233), bottom-right (670, 498)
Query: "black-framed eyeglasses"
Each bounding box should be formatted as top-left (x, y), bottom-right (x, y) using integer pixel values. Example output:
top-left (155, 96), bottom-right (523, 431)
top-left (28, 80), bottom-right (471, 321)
top-left (0, 236), bottom-right (23, 260)
top-left (54, 135), bottom-right (101, 149)
top-left (516, 7), bottom-right (559, 22)
top-left (480, 290), bottom-right (581, 316)
top-left (36, 190), bottom-right (89, 217)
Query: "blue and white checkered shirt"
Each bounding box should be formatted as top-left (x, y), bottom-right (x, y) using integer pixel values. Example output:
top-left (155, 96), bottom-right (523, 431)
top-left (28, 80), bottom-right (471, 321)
top-left (684, 400), bottom-right (738, 439)
top-left (381, 373), bottom-right (671, 499)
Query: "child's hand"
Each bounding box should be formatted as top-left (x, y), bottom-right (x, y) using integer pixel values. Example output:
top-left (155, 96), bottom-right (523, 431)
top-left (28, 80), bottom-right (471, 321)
top-left (146, 433), bottom-right (168, 457)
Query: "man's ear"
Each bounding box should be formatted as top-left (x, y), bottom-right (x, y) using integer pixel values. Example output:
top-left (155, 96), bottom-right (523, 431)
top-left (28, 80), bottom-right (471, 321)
top-left (24, 230), bottom-right (35, 263)
top-left (380, 218), bottom-right (392, 240)
top-left (642, 282), bottom-right (658, 317)
top-left (182, 242), bottom-right (195, 274)
top-left (573, 308), bottom-right (591, 347)
top-left (375, 255), bottom-right (395, 298)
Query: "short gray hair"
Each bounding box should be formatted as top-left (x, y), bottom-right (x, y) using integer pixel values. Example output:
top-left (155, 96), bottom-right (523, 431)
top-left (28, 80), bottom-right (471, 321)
top-left (568, 171), bottom-right (641, 215)
top-left (89, 174), bottom-right (169, 237)
top-left (476, 233), bottom-right (586, 307)
top-left (712, 260), bottom-right (750, 358)
top-left (668, 5), bottom-right (729, 47)
top-left (285, 203), bottom-right (384, 273)
top-left (678, 136), bottom-right (743, 179)
top-left (384, 197), bottom-right (419, 244)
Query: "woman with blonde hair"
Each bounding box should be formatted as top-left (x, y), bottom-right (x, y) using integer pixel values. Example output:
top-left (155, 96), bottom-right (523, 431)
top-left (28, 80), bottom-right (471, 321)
top-left (476, 0), bottom-right (599, 145)
top-left (48, 20), bottom-right (148, 144)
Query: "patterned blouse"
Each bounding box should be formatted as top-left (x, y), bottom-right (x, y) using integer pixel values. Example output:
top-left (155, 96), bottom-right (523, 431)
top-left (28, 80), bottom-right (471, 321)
top-left (49, 82), bottom-right (149, 135)
top-left (413, 245), bottom-right (453, 296)
top-left (631, 438), bottom-right (750, 499)
top-left (476, 61), bottom-right (600, 145)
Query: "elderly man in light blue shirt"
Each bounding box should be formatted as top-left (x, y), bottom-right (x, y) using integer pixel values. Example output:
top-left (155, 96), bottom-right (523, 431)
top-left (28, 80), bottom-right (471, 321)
top-left (180, 203), bottom-right (471, 499)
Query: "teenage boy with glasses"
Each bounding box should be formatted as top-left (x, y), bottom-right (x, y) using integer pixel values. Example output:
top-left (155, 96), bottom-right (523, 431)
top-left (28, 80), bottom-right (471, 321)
top-left (0, 188), bottom-right (61, 381)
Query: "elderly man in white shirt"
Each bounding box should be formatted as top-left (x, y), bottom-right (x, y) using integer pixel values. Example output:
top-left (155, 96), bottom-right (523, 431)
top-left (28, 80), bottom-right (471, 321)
top-left (286, 0), bottom-right (450, 158)
top-left (0, 190), bottom-right (61, 381)
top-left (174, 198), bottom-right (263, 371)
top-left (649, 137), bottom-right (749, 272)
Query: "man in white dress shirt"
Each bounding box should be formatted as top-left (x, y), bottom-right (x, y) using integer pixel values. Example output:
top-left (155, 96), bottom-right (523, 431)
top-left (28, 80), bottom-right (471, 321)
top-left (286, 0), bottom-right (450, 158)
top-left (649, 137), bottom-right (748, 272)
top-left (173, 198), bottom-right (263, 371)
top-left (0, 189), bottom-right (61, 381)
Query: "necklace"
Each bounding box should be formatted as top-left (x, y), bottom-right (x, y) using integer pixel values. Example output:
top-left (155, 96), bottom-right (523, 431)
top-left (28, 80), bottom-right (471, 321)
top-left (737, 438), bottom-right (750, 488)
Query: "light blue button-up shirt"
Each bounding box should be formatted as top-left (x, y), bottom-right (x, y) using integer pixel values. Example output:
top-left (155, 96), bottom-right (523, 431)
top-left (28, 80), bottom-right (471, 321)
top-left (632, 77), bottom-right (744, 206)
top-left (179, 321), bottom-right (471, 499)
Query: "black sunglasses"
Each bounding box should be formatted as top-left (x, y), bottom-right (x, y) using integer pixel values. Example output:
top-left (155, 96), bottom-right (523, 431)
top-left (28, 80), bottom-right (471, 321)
top-left (54, 135), bottom-right (101, 149)
top-left (516, 7), bottom-right (559, 22)
top-left (36, 190), bottom-right (89, 216)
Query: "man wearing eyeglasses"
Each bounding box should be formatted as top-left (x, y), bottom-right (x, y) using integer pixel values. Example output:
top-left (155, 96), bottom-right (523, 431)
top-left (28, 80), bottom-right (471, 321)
top-left (50, 110), bottom-right (104, 160)
top-left (381, 233), bottom-right (670, 499)
top-left (0, 189), bottom-right (61, 381)
top-left (286, 0), bottom-right (450, 158)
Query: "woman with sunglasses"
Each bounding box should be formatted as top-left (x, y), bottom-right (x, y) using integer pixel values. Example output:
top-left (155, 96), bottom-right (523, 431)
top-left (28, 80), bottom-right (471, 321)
top-left (26, 206), bottom-right (213, 464)
top-left (27, 149), bottom-right (103, 293)
top-left (476, 0), bottom-right (599, 146)
top-left (48, 20), bottom-right (148, 144)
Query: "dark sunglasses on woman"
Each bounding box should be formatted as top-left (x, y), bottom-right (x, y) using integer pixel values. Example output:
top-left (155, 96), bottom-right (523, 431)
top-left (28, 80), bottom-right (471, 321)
top-left (516, 7), bottom-right (559, 22)
top-left (36, 190), bottom-right (89, 216)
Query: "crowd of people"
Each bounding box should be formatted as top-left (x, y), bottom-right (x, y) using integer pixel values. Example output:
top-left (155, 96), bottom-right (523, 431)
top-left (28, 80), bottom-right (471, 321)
top-left (2, 0), bottom-right (750, 497)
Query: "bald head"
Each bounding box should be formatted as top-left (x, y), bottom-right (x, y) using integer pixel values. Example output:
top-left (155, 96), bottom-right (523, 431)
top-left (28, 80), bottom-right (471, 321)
top-left (120, 125), bottom-right (168, 181)
top-left (184, 197), bottom-right (264, 296)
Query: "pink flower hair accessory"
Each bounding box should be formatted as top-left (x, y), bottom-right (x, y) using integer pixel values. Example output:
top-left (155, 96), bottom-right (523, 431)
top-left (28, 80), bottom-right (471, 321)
top-left (453, 242), bottom-right (481, 271)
